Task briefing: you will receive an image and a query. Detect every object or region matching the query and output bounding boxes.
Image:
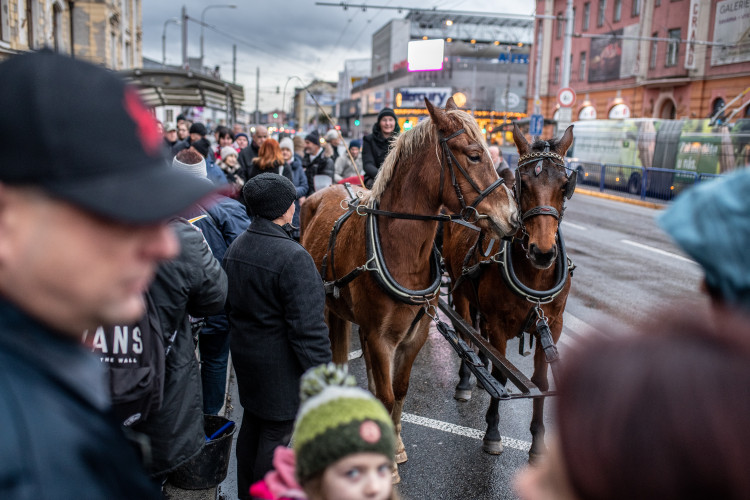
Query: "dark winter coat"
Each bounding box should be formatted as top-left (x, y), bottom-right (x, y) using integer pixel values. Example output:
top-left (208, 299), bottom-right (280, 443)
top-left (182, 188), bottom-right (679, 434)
top-left (223, 217), bottom-right (331, 421)
top-left (238, 142), bottom-right (260, 181)
top-left (183, 195), bottom-right (251, 336)
top-left (0, 299), bottom-right (161, 499)
top-left (302, 150), bottom-right (334, 196)
top-left (362, 121), bottom-right (399, 188)
top-left (132, 219), bottom-right (228, 476)
top-left (285, 154), bottom-right (308, 238)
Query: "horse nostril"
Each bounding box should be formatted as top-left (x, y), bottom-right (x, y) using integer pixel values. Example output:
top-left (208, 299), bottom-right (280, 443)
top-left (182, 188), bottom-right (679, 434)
top-left (529, 243), bottom-right (557, 263)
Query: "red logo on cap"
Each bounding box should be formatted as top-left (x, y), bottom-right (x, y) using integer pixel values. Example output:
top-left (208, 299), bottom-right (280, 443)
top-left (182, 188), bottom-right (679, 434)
top-left (123, 88), bottom-right (161, 156)
top-left (359, 420), bottom-right (381, 444)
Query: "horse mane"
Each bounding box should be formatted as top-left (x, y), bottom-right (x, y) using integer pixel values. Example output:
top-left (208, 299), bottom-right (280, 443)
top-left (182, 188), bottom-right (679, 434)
top-left (364, 109), bottom-right (488, 203)
top-left (530, 136), bottom-right (565, 152)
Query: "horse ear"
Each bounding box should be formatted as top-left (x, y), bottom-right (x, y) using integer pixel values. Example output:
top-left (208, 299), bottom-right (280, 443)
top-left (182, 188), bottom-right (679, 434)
top-left (512, 123), bottom-right (531, 156)
top-left (425, 98), bottom-right (448, 129)
top-left (445, 96), bottom-right (458, 111)
top-left (557, 125), bottom-right (574, 155)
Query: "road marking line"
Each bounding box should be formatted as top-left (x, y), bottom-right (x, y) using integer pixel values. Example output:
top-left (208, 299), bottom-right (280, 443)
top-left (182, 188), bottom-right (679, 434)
top-left (621, 239), bottom-right (696, 264)
top-left (401, 412), bottom-right (531, 452)
top-left (561, 221), bottom-right (586, 231)
top-left (348, 349), bottom-right (363, 361)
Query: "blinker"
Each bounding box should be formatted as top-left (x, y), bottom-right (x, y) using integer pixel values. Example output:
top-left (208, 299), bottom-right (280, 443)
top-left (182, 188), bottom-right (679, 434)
top-left (564, 170), bottom-right (577, 199)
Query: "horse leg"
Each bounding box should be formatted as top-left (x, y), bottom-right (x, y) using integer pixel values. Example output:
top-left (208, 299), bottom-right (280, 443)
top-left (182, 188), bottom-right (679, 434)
top-left (528, 346), bottom-right (550, 463)
top-left (326, 309), bottom-right (351, 365)
top-left (453, 294), bottom-right (476, 401)
top-left (359, 327), bottom-right (376, 394)
top-left (391, 320), bottom-right (430, 465)
top-left (482, 322), bottom-right (507, 455)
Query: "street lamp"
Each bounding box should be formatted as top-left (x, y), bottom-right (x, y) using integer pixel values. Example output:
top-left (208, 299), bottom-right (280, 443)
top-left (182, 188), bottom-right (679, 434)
top-left (200, 4), bottom-right (237, 69)
top-left (162, 17), bottom-right (180, 67)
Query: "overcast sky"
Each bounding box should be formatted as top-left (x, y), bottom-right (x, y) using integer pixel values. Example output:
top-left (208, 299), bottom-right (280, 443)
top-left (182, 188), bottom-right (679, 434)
top-left (142, 1), bottom-right (535, 113)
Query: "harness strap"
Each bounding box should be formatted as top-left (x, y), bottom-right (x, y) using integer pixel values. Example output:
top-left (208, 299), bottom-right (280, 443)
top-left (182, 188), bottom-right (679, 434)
top-left (521, 205), bottom-right (561, 222)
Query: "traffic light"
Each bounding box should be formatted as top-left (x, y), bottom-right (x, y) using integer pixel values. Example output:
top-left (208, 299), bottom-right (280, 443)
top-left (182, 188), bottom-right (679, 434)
top-left (273, 113), bottom-right (278, 119)
top-left (354, 119), bottom-right (360, 126)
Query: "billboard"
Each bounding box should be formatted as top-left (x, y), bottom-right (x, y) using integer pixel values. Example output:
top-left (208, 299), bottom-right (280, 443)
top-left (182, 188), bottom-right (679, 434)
top-left (395, 87), bottom-right (453, 108)
top-left (711, 0), bottom-right (750, 66)
top-left (589, 30), bottom-right (623, 82)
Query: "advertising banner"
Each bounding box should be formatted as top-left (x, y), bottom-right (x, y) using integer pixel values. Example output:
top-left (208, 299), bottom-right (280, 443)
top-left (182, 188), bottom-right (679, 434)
top-left (711, 0), bottom-right (750, 66)
top-left (589, 30), bottom-right (623, 82)
top-left (395, 87), bottom-right (453, 108)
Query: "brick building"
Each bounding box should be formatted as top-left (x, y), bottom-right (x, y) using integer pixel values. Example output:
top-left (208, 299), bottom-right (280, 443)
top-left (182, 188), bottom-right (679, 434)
top-left (0, 0), bottom-right (141, 70)
top-left (530, 0), bottom-right (750, 123)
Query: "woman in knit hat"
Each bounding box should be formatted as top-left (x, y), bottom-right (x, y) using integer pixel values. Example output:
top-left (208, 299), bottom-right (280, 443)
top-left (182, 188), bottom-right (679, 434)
top-left (362, 108), bottom-right (400, 189)
top-left (250, 364), bottom-right (398, 500)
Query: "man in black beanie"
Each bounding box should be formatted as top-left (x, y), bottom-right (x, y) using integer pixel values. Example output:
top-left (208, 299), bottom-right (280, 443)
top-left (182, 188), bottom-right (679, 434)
top-left (222, 173), bottom-right (331, 499)
top-left (302, 129), bottom-right (334, 196)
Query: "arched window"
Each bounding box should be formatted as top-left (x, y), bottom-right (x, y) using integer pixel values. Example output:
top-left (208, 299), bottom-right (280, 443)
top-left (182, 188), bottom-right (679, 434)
top-left (659, 99), bottom-right (676, 119)
top-left (711, 97), bottom-right (726, 120)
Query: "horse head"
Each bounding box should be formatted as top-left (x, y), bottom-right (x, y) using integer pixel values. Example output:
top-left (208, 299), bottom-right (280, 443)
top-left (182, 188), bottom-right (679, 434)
top-left (511, 124), bottom-right (575, 269)
top-left (425, 97), bottom-right (519, 239)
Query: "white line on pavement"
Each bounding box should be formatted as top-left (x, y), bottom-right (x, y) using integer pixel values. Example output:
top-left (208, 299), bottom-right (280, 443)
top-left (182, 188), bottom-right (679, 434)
top-left (561, 221), bottom-right (587, 231)
top-left (401, 412), bottom-right (531, 452)
top-left (621, 239), bottom-right (696, 264)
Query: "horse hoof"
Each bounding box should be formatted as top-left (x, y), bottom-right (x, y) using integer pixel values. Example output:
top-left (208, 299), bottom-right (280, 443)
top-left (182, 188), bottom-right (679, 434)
top-left (454, 389), bottom-right (472, 401)
top-left (482, 439), bottom-right (504, 455)
top-left (395, 449), bottom-right (408, 464)
top-left (392, 464), bottom-right (401, 484)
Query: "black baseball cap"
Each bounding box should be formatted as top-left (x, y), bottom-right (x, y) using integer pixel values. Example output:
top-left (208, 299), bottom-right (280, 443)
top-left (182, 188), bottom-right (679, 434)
top-left (0, 50), bottom-right (216, 224)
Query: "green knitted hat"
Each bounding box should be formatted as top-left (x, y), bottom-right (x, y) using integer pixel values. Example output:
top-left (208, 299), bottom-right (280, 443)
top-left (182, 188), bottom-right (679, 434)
top-left (293, 363), bottom-right (396, 483)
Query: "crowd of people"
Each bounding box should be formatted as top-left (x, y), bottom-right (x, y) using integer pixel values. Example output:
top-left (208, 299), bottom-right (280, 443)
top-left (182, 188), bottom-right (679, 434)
top-left (2, 50), bottom-right (750, 500)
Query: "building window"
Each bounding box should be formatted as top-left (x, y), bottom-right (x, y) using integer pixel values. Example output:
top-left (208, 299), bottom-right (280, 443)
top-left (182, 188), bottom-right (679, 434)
top-left (572, 7), bottom-right (576, 31)
top-left (583, 2), bottom-right (590, 30)
top-left (53, 3), bottom-right (63, 52)
top-left (614, 0), bottom-right (622, 22)
top-left (557, 12), bottom-right (563, 39)
top-left (554, 57), bottom-right (560, 84)
top-left (598, 0), bottom-right (606, 27)
top-left (632, 0), bottom-right (641, 16)
top-left (655, 0), bottom-right (661, 5)
top-left (26, 1), bottom-right (34, 49)
top-left (666, 28), bottom-right (680, 67)
top-left (649, 32), bottom-right (658, 68)
top-left (580, 52), bottom-right (587, 81)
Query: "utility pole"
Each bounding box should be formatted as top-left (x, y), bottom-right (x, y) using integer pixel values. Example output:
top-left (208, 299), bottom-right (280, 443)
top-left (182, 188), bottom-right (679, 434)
top-left (255, 67), bottom-right (260, 124)
top-left (181, 6), bottom-right (188, 70)
top-left (558, 0), bottom-right (574, 132)
top-left (533, 28), bottom-right (543, 115)
top-left (232, 44), bottom-right (237, 84)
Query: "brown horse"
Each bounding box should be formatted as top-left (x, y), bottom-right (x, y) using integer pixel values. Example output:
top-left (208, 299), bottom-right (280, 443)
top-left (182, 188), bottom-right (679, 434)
top-left (443, 124), bottom-right (575, 462)
top-left (301, 98), bottom-right (518, 475)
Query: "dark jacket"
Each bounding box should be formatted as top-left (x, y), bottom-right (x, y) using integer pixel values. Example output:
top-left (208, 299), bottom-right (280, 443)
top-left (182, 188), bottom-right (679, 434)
top-left (302, 150), bottom-right (334, 196)
top-left (223, 218), bottom-right (331, 421)
top-left (0, 299), bottom-right (161, 499)
top-left (362, 121), bottom-right (399, 188)
top-left (286, 154), bottom-right (308, 238)
top-left (184, 195), bottom-right (251, 336)
top-left (132, 219), bottom-right (228, 476)
top-left (238, 142), bottom-right (260, 181)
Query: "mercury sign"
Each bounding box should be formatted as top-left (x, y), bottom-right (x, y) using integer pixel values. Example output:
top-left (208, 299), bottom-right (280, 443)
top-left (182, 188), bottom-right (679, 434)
top-left (396, 88), bottom-right (452, 108)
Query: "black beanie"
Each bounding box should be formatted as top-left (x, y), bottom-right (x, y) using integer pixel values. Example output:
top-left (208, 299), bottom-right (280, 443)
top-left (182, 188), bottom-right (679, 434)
top-left (192, 138), bottom-right (211, 158)
top-left (242, 173), bottom-right (297, 220)
top-left (376, 108), bottom-right (400, 134)
top-left (189, 122), bottom-right (207, 136)
top-left (305, 129), bottom-right (320, 145)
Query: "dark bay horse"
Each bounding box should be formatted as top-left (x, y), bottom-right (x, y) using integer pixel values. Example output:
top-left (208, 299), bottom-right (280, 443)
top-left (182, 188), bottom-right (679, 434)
top-left (301, 98), bottom-right (518, 475)
top-left (442, 124), bottom-right (576, 462)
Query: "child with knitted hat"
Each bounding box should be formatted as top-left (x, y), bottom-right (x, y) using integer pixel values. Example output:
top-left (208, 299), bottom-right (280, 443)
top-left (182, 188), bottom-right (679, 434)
top-left (250, 363), bottom-right (398, 500)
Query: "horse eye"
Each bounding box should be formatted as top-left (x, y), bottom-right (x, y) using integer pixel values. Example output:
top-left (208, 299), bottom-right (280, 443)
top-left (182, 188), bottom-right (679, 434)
top-left (468, 155), bottom-right (481, 163)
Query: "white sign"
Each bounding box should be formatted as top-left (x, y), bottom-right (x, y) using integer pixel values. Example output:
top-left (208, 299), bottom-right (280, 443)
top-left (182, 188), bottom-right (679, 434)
top-left (408, 39), bottom-right (445, 72)
top-left (711, 0), bottom-right (750, 66)
top-left (395, 87), bottom-right (453, 108)
top-left (579, 106), bottom-right (597, 120)
top-left (685, 0), bottom-right (700, 69)
top-left (497, 92), bottom-right (521, 109)
top-left (608, 103), bottom-right (631, 119)
top-left (558, 87), bottom-right (576, 108)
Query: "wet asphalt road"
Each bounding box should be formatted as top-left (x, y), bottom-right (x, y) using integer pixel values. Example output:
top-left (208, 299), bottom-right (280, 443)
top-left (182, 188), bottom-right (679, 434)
top-left (219, 192), bottom-right (708, 500)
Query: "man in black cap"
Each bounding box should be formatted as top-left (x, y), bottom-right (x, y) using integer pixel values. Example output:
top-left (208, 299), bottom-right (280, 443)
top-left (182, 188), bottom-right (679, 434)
top-left (302, 129), bottom-right (334, 196)
top-left (0, 51), bottom-right (218, 498)
top-left (222, 173), bottom-right (331, 498)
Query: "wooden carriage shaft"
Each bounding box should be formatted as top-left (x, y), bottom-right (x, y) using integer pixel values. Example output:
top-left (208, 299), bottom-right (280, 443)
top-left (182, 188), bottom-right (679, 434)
top-left (438, 299), bottom-right (546, 398)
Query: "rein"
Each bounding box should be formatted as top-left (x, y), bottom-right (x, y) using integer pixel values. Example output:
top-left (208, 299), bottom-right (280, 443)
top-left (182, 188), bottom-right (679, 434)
top-left (320, 127), bottom-right (505, 305)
